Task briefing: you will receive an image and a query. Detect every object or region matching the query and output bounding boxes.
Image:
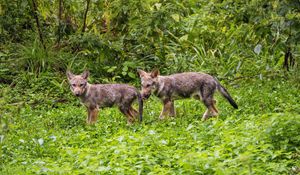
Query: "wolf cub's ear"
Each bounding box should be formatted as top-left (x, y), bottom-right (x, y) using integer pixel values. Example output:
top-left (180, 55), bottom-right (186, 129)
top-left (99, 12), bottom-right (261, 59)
top-left (137, 69), bottom-right (147, 78)
top-left (66, 70), bottom-right (74, 80)
top-left (151, 69), bottom-right (159, 78)
top-left (81, 70), bottom-right (90, 79)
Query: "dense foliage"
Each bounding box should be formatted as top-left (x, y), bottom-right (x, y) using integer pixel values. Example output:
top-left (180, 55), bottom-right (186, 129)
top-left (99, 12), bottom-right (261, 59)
top-left (1, 76), bottom-right (300, 174)
top-left (1, 0), bottom-right (299, 79)
top-left (0, 0), bottom-right (299, 174)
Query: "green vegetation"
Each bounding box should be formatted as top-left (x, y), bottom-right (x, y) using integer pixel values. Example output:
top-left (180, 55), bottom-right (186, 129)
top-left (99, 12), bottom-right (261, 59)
top-left (1, 75), bottom-right (300, 174)
top-left (0, 0), bottom-right (299, 174)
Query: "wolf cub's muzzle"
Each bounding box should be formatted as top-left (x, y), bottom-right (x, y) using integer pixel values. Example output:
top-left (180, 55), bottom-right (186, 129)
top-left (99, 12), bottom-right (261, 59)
top-left (71, 86), bottom-right (86, 97)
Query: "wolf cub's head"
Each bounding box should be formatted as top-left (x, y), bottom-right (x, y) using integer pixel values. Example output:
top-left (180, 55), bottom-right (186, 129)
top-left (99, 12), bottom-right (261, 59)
top-left (66, 70), bottom-right (89, 97)
top-left (137, 69), bottom-right (159, 100)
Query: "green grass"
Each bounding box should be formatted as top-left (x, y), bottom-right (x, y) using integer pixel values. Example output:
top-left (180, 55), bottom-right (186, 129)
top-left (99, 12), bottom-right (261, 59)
top-left (0, 76), bottom-right (300, 174)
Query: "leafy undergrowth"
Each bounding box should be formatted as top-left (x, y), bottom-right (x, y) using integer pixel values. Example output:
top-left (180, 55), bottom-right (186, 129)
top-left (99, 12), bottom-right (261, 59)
top-left (0, 77), bottom-right (300, 174)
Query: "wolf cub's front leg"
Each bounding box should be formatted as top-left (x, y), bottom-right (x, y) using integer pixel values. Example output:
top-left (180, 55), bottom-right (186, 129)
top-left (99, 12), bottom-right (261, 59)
top-left (87, 107), bottom-right (99, 124)
top-left (159, 100), bottom-right (175, 119)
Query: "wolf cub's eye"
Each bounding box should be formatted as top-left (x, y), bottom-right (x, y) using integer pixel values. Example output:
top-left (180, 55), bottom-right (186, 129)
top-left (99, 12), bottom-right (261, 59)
top-left (71, 84), bottom-right (76, 87)
top-left (146, 84), bottom-right (151, 88)
top-left (80, 83), bottom-right (85, 87)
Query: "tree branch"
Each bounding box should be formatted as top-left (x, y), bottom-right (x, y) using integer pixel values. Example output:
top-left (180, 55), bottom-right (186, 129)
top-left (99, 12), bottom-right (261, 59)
top-left (30, 0), bottom-right (46, 50)
top-left (81, 0), bottom-right (91, 33)
top-left (56, 0), bottom-right (63, 45)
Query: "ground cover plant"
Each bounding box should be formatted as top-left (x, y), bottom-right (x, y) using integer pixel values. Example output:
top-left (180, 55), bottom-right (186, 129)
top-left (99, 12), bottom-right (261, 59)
top-left (1, 0), bottom-right (300, 174)
top-left (1, 73), bottom-right (299, 174)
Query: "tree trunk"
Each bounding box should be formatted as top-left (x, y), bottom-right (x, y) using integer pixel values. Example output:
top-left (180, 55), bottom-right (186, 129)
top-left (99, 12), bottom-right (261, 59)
top-left (56, 0), bottom-right (63, 45)
top-left (283, 47), bottom-right (294, 71)
top-left (81, 0), bottom-right (91, 33)
top-left (30, 0), bottom-right (46, 50)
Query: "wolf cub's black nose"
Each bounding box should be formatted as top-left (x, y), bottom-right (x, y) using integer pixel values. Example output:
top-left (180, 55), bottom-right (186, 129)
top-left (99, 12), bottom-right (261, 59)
top-left (142, 94), bottom-right (150, 100)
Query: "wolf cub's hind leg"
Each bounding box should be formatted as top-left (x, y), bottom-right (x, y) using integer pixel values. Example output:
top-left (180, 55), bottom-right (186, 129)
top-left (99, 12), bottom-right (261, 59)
top-left (129, 106), bottom-right (139, 118)
top-left (169, 101), bottom-right (176, 117)
top-left (212, 99), bottom-right (219, 115)
top-left (201, 99), bottom-right (219, 121)
top-left (119, 106), bottom-right (136, 125)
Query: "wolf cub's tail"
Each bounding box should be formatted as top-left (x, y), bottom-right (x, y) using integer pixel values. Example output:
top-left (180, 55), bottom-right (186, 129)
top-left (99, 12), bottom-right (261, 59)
top-left (137, 92), bottom-right (143, 122)
top-left (216, 81), bottom-right (238, 109)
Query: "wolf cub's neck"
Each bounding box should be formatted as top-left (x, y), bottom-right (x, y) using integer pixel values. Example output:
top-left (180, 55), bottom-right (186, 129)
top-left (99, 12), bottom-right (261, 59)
top-left (79, 83), bottom-right (92, 100)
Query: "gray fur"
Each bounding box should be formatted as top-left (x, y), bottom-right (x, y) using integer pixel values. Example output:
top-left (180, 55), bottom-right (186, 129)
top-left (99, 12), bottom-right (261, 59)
top-left (138, 69), bottom-right (238, 121)
top-left (67, 70), bottom-right (143, 124)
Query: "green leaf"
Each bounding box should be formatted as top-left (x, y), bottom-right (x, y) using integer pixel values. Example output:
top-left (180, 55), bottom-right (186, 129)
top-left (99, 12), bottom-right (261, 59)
top-left (128, 72), bottom-right (136, 78)
top-left (171, 14), bottom-right (180, 22)
top-left (122, 66), bottom-right (128, 72)
top-left (107, 66), bottom-right (117, 73)
top-left (179, 35), bottom-right (188, 42)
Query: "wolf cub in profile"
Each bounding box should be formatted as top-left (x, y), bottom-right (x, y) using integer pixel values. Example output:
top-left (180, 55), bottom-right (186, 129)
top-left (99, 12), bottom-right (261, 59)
top-left (137, 69), bottom-right (238, 121)
top-left (67, 70), bottom-right (143, 124)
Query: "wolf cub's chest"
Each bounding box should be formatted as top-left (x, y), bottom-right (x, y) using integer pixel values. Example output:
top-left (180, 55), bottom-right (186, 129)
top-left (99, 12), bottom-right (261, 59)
top-left (82, 100), bottom-right (98, 109)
